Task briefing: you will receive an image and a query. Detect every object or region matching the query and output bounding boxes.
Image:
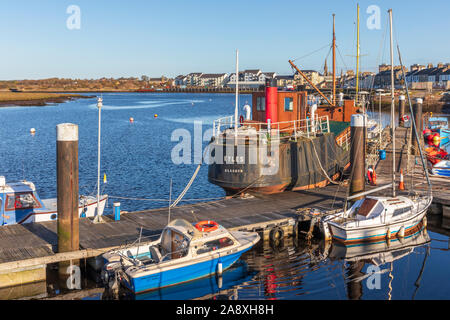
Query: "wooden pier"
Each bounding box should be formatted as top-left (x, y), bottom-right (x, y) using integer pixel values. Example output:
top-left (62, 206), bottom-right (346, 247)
top-left (0, 125), bottom-right (448, 297)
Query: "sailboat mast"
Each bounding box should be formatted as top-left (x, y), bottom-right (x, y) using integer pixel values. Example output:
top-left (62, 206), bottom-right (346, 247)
top-left (234, 49), bottom-right (239, 143)
top-left (388, 9), bottom-right (396, 197)
top-left (356, 3), bottom-right (360, 103)
top-left (332, 14), bottom-right (336, 106)
top-left (94, 97), bottom-right (103, 223)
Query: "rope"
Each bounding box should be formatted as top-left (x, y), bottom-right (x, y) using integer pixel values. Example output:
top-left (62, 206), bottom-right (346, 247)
top-left (108, 195), bottom-right (224, 202)
top-left (306, 137), bottom-right (344, 186)
top-left (170, 163), bottom-right (202, 207)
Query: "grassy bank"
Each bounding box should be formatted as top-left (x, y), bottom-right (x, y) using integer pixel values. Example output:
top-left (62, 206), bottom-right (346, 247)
top-left (0, 92), bottom-right (93, 107)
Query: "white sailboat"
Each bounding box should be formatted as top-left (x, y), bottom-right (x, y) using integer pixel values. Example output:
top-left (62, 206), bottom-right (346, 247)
top-left (320, 9), bottom-right (432, 244)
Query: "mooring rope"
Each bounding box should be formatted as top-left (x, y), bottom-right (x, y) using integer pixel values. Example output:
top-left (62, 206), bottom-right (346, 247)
top-left (108, 195), bottom-right (224, 202)
top-left (306, 137), bottom-right (342, 186)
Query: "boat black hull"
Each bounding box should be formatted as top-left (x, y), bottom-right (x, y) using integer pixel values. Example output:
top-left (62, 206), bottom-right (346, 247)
top-left (207, 133), bottom-right (349, 195)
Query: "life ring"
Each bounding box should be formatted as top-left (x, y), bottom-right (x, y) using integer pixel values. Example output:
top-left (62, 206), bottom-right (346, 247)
top-left (239, 115), bottom-right (244, 124)
top-left (195, 220), bottom-right (219, 232)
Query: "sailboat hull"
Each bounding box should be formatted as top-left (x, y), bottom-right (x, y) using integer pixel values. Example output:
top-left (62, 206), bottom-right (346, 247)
top-left (328, 208), bottom-right (427, 244)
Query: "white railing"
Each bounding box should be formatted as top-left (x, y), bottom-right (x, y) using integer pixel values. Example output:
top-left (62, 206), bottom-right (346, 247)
top-left (213, 115), bottom-right (235, 137)
top-left (336, 127), bottom-right (351, 150)
top-left (212, 115), bottom-right (330, 141)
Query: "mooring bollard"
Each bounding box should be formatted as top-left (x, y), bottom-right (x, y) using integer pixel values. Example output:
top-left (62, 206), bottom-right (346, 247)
top-left (398, 95), bottom-right (405, 127)
top-left (113, 202), bottom-right (121, 221)
top-left (56, 123), bottom-right (80, 286)
top-left (350, 114), bottom-right (366, 200)
top-left (412, 98), bottom-right (423, 155)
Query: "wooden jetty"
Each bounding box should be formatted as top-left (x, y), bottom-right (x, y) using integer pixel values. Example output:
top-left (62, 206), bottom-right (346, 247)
top-left (0, 125), bottom-right (448, 297)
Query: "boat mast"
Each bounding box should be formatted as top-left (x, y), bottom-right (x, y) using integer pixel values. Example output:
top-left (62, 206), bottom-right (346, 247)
top-left (234, 49), bottom-right (239, 144)
top-left (94, 97), bottom-right (103, 223)
top-left (388, 9), bottom-right (396, 197)
top-left (332, 13), bottom-right (336, 106)
top-left (289, 60), bottom-right (335, 106)
top-left (356, 3), bottom-right (360, 104)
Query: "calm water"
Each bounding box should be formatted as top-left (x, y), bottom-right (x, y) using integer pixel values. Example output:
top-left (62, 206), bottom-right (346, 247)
top-left (0, 92), bottom-right (449, 300)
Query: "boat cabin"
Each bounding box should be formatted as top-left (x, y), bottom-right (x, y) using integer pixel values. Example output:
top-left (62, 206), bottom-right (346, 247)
top-left (351, 197), bottom-right (414, 221)
top-left (249, 79), bottom-right (359, 133)
top-left (0, 177), bottom-right (46, 225)
top-left (130, 219), bottom-right (238, 265)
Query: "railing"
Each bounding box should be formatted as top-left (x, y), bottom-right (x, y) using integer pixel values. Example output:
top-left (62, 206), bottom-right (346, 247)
top-left (212, 115), bottom-right (331, 142)
top-left (336, 126), bottom-right (351, 150)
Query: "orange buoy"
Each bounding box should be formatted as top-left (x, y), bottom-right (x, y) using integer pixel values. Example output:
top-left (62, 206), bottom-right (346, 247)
top-left (372, 169), bottom-right (377, 186)
top-left (195, 220), bottom-right (219, 232)
top-left (399, 169), bottom-right (405, 190)
top-left (367, 168), bottom-right (373, 184)
top-left (129, 117), bottom-right (134, 123)
top-left (154, 114), bottom-right (158, 118)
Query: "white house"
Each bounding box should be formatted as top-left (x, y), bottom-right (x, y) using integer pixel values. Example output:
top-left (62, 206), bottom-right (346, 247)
top-left (198, 73), bottom-right (228, 87)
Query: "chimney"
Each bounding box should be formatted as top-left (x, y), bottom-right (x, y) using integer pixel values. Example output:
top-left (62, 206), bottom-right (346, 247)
top-left (427, 63), bottom-right (434, 69)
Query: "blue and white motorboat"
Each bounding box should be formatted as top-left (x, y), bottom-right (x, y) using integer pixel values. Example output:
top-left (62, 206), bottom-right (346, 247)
top-left (431, 160), bottom-right (450, 177)
top-left (101, 219), bottom-right (260, 294)
top-left (0, 176), bottom-right (108, 225)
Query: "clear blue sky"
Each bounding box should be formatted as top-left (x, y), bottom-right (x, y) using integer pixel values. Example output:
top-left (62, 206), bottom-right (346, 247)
top-left (0, 0), bottom-right (448, 80)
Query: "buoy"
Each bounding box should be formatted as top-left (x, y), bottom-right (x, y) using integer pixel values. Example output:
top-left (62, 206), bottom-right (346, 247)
top-left (397, 226), bottom-right (405, 238)
top-left (129, 117), bottom-right (134, 123)
top-left (367, 168), bottom-right (373, 184)
top-left (217, 275), bottom-right (223, 289)
top-left (398, 169), bottom-right (405, 190)
top-left (30, 128), bottom-right (36, 135)
top-left (433, 135), bottom-right (441, 146)
top-left (372, 169), bottom-right (377, 186)
top-left (386, 228), bottom-right (391, 240)
top-left (154, 114), bottom-right (158, 118)
top-left (217, 258), bottom-right (223, 276)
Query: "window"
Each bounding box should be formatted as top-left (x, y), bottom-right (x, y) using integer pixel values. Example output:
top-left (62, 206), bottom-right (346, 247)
top-left (257, 96), bottom-right (265, 111)
top-left (196, 237), bottom-right (234, 255)
top-left (392, 206), bottom-right (412, 217)
top-left (5, 193), bottom-right (41, 211)
top-left (284, 97), bottom-right (293, 111)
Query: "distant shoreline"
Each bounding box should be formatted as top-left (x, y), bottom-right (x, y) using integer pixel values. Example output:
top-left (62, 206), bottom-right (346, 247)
top-left (0, 92), bottom-right (94, 107)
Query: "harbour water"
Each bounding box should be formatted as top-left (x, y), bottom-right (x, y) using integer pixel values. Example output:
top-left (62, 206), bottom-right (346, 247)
top-left (0, 93), bottom-right (449, 300)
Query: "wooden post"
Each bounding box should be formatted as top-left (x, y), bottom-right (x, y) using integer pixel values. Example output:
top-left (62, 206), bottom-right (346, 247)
top-left (350, 114), bottom-right (366, 199)
top-left (56, 123), bottom-right (79, 285)
top-left (412, 98), bottom-right (423, 155)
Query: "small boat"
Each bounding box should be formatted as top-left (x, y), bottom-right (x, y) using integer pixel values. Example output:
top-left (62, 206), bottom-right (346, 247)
top-left (320, 195), bottom-right (431, 244)
top-left (0, 176), bottom-right (108, 225)
top-left (102, 219), bottom-right (260, 294)
top-left (367, 118), bottom-right (382, 140)
top-left (427, 116), bottom-right (450, 148)
top-left (431, 160), bottom-right (450, 177)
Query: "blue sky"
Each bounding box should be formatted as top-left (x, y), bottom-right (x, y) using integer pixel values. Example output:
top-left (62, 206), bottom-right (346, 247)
top-left (0, 0), bottom-right (448, 79)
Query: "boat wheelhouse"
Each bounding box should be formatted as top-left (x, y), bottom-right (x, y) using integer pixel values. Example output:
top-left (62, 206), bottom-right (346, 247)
top-left (0, 176), bottom-right (107, 225)
top-left (102, 219), bottom-right (260, 294)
